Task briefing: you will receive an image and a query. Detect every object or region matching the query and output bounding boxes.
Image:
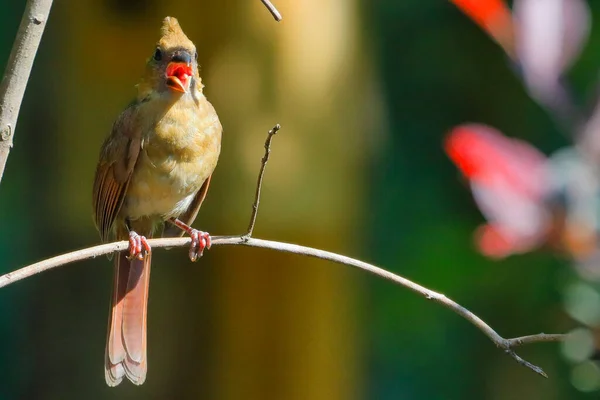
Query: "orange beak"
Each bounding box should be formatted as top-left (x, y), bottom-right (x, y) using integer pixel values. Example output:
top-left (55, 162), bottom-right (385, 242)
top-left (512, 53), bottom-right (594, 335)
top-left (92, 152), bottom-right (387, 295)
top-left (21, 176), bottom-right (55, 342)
top-left (166, 62), bottom-right (192, 93)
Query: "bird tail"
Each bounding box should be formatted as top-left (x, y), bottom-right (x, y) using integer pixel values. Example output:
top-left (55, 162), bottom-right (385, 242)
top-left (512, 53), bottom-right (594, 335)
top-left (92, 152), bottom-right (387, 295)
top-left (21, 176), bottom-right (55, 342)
top-left (105, 250), bottom-right (152, 386)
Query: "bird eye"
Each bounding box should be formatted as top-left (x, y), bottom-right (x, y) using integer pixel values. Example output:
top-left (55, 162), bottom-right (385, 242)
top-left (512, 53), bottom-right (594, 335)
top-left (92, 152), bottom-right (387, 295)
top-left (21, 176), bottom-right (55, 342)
top-left (153, 48), bottom-right (162, 61)
top-left (194, 51), bottom-right (198, 61)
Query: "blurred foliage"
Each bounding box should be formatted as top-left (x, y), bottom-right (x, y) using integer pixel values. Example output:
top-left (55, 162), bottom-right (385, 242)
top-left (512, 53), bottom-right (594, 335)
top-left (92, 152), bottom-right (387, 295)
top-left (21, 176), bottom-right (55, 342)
top-left (367, 0), bottom-right (600, 399)
top-left (0, 0), bottom-right (595, 399)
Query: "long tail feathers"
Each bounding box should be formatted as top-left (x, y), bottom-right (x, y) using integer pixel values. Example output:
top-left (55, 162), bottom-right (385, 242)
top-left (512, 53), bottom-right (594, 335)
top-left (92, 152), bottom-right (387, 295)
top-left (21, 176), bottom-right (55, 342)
top-left (105, 251), bottom-right (151, 386)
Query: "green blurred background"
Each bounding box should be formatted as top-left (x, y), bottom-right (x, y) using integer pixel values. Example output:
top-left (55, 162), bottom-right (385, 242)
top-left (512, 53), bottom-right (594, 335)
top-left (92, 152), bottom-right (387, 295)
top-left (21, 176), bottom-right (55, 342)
top-left (0, 0), bottom-right (591, 398)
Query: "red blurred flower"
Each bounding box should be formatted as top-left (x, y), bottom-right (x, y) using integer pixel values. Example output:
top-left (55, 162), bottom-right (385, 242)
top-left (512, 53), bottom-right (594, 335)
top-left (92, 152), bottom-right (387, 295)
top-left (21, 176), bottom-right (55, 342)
top-left (449, 0), bottom-right (514, 54)
top-left (445, 124), bottom-right (551, 257)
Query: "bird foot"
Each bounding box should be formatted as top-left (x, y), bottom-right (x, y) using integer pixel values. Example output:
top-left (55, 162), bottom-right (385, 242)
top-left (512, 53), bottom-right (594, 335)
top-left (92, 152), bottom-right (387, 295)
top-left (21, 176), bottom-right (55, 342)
top-left (127, 231), bottom-right (151, 260)
top-left (189, 229), bottom-right (211, 262)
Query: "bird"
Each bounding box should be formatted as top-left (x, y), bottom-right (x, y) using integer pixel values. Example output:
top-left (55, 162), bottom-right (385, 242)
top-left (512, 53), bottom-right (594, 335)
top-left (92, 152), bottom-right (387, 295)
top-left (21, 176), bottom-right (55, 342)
top-left (92, 16), bottom-right (222, 386)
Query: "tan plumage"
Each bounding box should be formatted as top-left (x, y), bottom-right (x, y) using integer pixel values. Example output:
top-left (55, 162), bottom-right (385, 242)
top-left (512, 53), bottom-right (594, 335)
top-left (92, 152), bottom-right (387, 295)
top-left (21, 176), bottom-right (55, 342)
top-left (93, 17), bottom-right (221, 386)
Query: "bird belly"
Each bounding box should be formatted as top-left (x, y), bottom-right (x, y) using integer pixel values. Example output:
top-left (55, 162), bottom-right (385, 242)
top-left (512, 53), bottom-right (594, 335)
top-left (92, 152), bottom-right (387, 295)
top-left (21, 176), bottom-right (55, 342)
top-left (122, 153), bottom-right (209, 221)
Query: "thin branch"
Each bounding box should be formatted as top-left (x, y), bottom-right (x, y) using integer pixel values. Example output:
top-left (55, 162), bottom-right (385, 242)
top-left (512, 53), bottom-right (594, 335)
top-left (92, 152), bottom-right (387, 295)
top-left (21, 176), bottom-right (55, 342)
top-left (260, 0), bottom-right (283, 21)
top-left (0, 0), bottom-right (53, 185)
top-left (505, 350), bottom-right (548, 378)
top-left (507, 333), bottom-right (567, 348)
top-left (245, 124), bottom-right (279, 238)
top-left (0, 235), bottom-right (566, 377)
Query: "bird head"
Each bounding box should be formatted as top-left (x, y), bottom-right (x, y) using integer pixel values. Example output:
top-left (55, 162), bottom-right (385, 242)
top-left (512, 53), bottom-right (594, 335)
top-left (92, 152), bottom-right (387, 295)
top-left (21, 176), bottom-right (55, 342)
top-left (140, 17), bottom-right (200, 96)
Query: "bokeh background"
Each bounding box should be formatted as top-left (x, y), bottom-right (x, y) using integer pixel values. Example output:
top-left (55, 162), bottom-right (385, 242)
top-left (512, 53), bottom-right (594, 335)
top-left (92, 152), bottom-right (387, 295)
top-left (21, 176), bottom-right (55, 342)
top-left (0, 0), bottom-right (594, 398)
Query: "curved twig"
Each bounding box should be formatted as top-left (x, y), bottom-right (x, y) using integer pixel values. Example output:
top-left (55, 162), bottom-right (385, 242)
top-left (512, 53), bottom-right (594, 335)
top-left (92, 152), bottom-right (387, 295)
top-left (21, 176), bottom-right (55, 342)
top-left (0, 235), bottom-right (566, 377)
top-left (260, 0), bottom-right (282, 21)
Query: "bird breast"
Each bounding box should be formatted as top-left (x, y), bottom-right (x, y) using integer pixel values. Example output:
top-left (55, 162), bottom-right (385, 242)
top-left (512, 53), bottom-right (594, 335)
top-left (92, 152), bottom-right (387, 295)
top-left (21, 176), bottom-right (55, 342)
top-left (123, 94), bottom-right (221, 221)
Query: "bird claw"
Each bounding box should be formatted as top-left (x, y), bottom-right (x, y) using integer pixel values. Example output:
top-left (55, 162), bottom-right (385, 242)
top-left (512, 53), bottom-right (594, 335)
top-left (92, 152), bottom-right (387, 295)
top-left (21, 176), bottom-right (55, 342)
top-left (128, 231), bottom-right (151, 260)
top-left (189, 229), bottom-right (211, 262)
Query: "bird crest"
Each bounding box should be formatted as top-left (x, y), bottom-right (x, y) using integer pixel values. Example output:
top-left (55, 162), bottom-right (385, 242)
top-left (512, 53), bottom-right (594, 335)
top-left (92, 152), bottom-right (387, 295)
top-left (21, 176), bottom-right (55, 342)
top-left (158, 17), bottom-right (194, 52)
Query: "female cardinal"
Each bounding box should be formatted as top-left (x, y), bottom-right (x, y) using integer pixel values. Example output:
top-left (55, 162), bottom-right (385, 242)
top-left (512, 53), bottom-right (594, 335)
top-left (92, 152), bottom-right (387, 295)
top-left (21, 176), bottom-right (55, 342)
top-left (92, 17), bottom-right (222, 386)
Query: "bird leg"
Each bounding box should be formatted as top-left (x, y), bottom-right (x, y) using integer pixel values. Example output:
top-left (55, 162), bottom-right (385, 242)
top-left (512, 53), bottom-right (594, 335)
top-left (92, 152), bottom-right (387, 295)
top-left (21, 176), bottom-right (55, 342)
top-left (127, 231), bottom-right (151, 261)
top-left (169, 218), bottom-right (211, 262)
top-left (125, 219), bottom-right (151, 260)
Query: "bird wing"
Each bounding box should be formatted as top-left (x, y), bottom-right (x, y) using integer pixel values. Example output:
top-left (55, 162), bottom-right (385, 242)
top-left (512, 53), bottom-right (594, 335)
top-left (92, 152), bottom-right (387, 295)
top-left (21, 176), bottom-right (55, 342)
top-left (93, 105), bottom-right (142, 242)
